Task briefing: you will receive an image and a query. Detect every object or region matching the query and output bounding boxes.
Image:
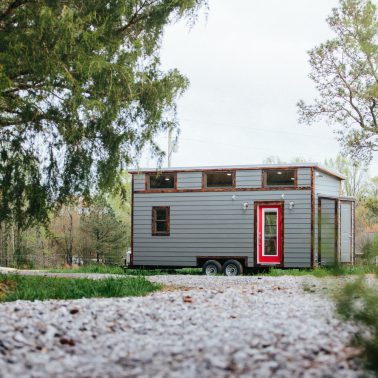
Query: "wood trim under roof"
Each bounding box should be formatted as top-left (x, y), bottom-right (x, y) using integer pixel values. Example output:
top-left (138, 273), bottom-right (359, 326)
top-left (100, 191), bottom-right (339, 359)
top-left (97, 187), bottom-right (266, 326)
top-left (128, 164), bottom-right (345, 180)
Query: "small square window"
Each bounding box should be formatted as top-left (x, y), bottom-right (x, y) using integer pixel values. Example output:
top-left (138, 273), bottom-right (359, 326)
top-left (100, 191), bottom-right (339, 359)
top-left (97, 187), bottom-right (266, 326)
top-left (152, 207), bottom-right (170, 236)
top-left (264, 170), bottom-right (296, 187)
top-left (205, 172), bottom-right (234, 188)
top-left (148, 174), bottom-right (175, 189)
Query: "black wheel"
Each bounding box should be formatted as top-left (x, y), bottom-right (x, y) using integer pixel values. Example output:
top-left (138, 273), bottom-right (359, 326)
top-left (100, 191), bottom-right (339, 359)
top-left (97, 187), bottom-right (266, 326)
top-left (202, 260), bottom-right (222, 276)
top-left (223, 259), bottom-right (243, 276)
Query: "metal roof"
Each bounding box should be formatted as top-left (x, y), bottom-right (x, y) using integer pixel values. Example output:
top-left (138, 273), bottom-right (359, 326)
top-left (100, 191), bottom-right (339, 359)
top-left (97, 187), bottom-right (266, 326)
top-left (128, 163), bottom-right (345, 180)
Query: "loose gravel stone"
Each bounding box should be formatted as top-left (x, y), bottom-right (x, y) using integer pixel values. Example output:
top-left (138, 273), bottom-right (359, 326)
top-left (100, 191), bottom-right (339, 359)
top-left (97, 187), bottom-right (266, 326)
top-left (0, 275), bottom-right (368, 377)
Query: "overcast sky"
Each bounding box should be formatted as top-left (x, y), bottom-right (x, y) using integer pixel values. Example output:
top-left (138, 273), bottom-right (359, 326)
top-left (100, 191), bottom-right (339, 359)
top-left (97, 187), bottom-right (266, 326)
top-left (139, 0), bottom-right (378, 176)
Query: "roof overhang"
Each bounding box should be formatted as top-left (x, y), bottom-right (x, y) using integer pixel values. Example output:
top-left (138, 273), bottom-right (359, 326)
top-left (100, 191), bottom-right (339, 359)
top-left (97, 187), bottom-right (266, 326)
top-left (128, 163), bottom-right (345, 180)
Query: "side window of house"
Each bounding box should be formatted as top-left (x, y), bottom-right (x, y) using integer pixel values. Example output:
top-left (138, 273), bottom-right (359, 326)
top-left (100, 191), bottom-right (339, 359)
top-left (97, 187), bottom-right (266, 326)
top-left (152, 207), bottom-right (170, 236)
top-left (264, 170), bottom-right (296, 187)
top-left (148, 174), bottom-right (175, 190)
top-left (204, 172), bottom-right (234, 188)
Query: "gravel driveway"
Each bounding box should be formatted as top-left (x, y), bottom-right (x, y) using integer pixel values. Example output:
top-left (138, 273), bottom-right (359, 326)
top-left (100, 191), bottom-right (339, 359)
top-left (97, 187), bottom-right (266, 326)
top-left (0, 275), bottom-right (364, 377)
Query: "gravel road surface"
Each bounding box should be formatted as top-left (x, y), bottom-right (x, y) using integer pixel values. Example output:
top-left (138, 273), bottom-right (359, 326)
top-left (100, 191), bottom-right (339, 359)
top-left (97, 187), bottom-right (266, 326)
top-left (0, 275), bottom-right (365, 378)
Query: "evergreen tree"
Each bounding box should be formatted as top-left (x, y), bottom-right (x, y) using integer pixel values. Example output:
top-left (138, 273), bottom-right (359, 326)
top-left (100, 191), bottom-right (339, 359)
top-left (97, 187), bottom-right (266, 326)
top-left (80, 197), bottom-right (127, 264)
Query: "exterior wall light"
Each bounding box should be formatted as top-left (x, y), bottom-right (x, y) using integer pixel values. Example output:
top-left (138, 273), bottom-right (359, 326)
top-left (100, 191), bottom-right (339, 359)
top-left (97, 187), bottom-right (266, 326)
top-left (243, 202), bottom-right (249, 210)
top-left (289, 201), bottom-right (295, 210)
top-left (232, 195), bottom-right (236, 200)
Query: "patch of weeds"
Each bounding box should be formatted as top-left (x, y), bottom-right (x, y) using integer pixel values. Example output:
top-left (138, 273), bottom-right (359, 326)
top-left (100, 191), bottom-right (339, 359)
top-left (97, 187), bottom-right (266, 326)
top-left (47, 265), bottom-right (202, 276)
top-left (336, 277), bottom-right (378, 374)
top-left (48, 264), bottom-right (126, 275)
top-left (263, 265), bottom-right (378, 278)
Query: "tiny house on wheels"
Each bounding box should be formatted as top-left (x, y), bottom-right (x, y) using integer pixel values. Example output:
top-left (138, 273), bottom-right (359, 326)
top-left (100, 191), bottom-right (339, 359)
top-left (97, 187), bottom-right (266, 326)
top-left (129, 164), bottom-right (355, 276)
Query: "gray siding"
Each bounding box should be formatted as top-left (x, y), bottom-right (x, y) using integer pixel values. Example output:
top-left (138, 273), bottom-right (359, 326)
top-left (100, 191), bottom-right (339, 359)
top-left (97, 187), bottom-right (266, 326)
top-left (134, 174), bottom-right (145, 191)
top-left (236, 170), bottom-right (261, 188)
top-left (133, 190), bottom-right (312, 268)
top-left (315, 170), bottom-right (340, 197)
top-left (297, 168), bottom-right (312, 186)
top-left (177, 172), bottom-right (202, 189)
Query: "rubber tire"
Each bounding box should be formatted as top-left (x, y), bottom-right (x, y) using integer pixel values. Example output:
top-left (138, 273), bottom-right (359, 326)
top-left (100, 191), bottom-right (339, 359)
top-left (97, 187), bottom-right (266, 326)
top-left (202, 260), bottom-right (222, 276)
top-left (223, 259), bottom-right (243, 276)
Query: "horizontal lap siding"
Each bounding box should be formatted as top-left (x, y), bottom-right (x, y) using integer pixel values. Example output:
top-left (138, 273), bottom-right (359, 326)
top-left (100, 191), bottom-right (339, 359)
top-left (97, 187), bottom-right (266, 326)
top-left (133, 190), bottom-right (312, 268)
top-left (177, 172), bottom-right (202, 189)
top-left (134, 174), bottom-right (145, 191)
top-left (236, 170), bottom-right (261, 188)
top-left (297, 168), bottom-right (311, 186)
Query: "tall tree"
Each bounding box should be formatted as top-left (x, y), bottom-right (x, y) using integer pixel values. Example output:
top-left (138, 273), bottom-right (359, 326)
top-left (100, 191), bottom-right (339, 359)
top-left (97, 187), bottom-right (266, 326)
top-left (80, 197), bottom-right (127, 264)
top-left (298, 0), bottom-right (378, 162)
top-left (0, 0), bottom-right (206, 229)
top-left (365, 176), bottom-right (378, 216)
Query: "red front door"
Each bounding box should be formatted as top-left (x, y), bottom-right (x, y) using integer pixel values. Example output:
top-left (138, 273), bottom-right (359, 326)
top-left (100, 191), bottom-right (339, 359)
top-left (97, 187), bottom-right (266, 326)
top-left (257, 204), bottom-right (282, 265)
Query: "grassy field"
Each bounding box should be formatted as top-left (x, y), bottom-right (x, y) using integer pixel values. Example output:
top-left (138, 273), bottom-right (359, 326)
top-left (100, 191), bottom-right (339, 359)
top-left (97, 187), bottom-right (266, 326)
top-left (264, 265), bottom-right (378, 277)
top-left (0, 274), bottom-right (161, 302)
top-left (48, 265), bottom-right (202, 275)
top-left (46, 264), bottom-right (377, 277)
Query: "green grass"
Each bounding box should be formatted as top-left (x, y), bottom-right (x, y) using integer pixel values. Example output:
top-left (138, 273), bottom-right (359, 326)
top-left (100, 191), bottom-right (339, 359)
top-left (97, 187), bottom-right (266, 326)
top-left (45, 264), bottom-right (378, 277)
top-left (263, 265), bottom-right (378, 277)
top-left (48, 265), bottom-right (126, 274)
top-left (0, 274), bottom-right (161, 302)
top-left (47, 265), bottom-right (202, 276)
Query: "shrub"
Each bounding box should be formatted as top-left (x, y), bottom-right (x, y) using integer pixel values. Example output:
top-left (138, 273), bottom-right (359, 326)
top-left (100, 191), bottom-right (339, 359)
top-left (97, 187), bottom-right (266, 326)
top-left (336, 277), bottom-right (378, 373)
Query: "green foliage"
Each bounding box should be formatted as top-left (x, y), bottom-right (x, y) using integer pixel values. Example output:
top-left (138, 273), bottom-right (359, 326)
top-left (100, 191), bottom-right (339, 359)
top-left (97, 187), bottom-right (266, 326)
top-left (265, 265), bottom-right (378, 277)
top-left (49, 264), bottom-right (126, 274)
top-left (360, 233), bottom-right (378, 263)
top-left (80, 196), bottom-right (127, 264)
top-left (298, 0), bottom-right (378, 162)
top-left (364, 176), bottom-right (378, 217)
top-left (0, 274), bottom-right (161, 301)
top-left (0, 0), bottom-right (206, 228)
top-left (48, 265), bottom-right (203, 275)
top-left (336, 278), bottom-right (378, 373)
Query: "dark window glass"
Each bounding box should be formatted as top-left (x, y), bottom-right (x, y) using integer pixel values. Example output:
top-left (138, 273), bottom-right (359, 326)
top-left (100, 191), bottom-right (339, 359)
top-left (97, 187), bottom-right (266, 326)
top-left (205, 172), bottom-right (233, 188)
top-left (149, 174), bottom-right (175, 189)
top-left (265, 170), bottom-right (295, 186)
top-left (152, 207), bottom-right (170, 236)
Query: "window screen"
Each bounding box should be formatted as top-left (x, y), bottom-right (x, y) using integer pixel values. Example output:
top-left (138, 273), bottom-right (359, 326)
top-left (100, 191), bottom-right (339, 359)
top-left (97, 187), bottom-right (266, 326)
top-left (205, 172), bottom-right (233, 188)
top-left (152, 207), bottom-right (170, 236)
top-left (149, 174), bottom-right (175, 189)
top-left (265, 170), bottom-right (295, 187)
